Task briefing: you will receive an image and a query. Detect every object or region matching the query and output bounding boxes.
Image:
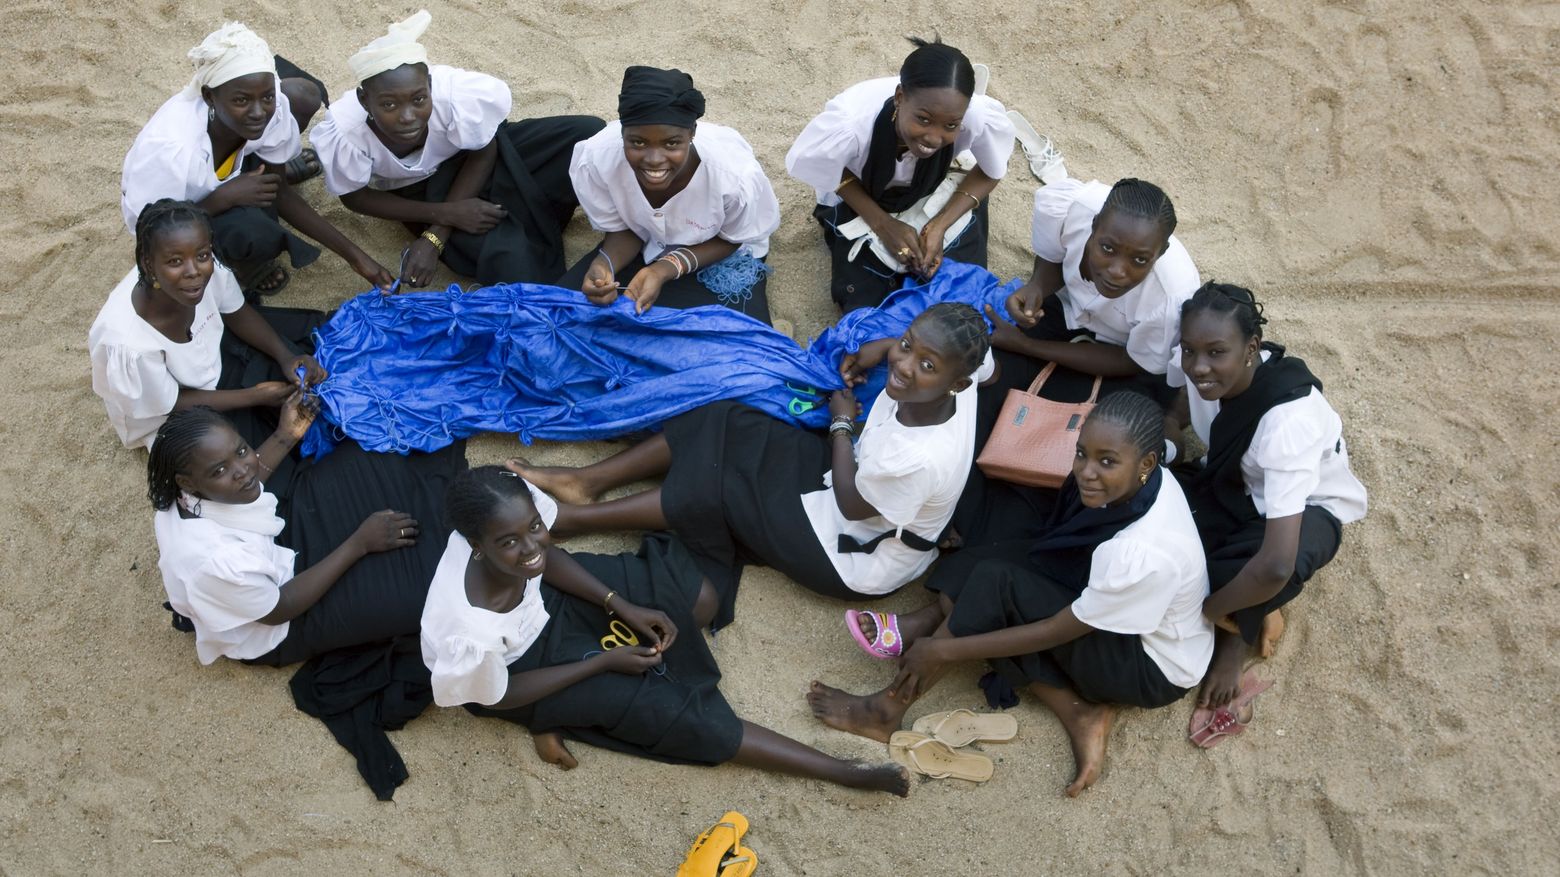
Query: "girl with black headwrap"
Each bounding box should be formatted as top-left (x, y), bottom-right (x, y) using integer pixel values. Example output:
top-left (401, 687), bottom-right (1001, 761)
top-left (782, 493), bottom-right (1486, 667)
top-left (558, 66), bottom-right (782, 324)
top-left (786, 37), bottom-right (1015, 312)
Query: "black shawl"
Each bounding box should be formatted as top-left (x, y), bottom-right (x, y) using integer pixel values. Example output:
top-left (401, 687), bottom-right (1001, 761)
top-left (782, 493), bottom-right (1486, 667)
top-left (1028, 467), bottom-right (1165, 594)
top-left (836, 97), bottom-right (956, 222)
top-left (1187, 343), bottom-right (1322, 546)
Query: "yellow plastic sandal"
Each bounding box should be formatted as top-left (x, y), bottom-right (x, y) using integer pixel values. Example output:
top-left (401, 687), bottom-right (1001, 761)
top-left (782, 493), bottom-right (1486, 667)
top-left (675, 811), bottom-right (749, 877)
top-left (718, 844), bottom-right (758, 877)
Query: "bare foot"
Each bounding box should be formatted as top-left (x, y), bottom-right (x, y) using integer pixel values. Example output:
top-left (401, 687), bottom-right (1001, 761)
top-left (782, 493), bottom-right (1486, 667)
top-left (504, 457), bottom-right (598, 506)
top-left (806, 681), bottom-right (905, 743)
top-left (1198, 630), bottom-right (1249, 708)
top-left (1058, 702), bottom-right (1114, 798)
top-left (1259, 609), bottom-right (1286, 658)
top-left (849, 762), bottom-right (911, 797)
top-left (533, 730), bottom-right (578, 770)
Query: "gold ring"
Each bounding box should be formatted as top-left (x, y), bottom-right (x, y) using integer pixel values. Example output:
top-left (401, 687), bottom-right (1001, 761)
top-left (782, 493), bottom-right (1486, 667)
top-left (897, 247), bottom-right (911, 257)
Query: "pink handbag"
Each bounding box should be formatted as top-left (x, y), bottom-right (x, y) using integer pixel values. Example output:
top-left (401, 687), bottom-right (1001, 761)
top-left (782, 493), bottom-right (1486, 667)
top-left (975, 362), bottom-right (1101, 488)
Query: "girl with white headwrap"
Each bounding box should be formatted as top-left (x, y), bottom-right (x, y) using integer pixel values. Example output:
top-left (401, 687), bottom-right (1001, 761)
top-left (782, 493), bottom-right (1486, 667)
top-left (121, 23), bottom-right (394, 297)
top-left (311, 10), bottom-right (604, 288)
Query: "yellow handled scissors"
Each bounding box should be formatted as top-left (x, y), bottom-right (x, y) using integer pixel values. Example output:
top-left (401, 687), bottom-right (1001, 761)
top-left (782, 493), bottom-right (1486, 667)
top-left (600, 619), bottom-right (640, 651)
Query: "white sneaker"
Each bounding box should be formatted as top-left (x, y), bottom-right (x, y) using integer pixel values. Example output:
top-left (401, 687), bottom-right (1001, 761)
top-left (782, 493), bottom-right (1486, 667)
top-left (1007, 110), bottom-right (1067, 184)
top-left (972, 63), bottom-right (990, 97)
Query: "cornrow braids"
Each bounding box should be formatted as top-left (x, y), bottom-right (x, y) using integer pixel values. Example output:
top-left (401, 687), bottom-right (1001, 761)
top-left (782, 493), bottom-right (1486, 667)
top-left (916, 301), bottom-right (990, 377)
top-left (1086, 391), bottom-right (1166, 462)
top-left (1099, 178), bottom-right (1177, 243)
top-left (134, 199), bottom-right (212, 290)
top-left (900, 35), bottom-right (975, 98)
top-left (1181, 281), bottom-right (1268, 341)
top-left (445, 465), bottom-right (539, 539)
top-left (146, 407), bottom-right (231, 510)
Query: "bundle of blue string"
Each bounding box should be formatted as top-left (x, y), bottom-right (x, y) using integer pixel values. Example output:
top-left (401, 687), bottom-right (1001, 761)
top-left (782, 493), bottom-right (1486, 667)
top-left (301, 261), bottom-right (1018, 458)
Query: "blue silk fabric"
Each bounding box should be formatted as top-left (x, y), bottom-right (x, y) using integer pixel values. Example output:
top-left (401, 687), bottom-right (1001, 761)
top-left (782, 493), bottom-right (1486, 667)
top-left (302, 261), bottom-right (1018, 457)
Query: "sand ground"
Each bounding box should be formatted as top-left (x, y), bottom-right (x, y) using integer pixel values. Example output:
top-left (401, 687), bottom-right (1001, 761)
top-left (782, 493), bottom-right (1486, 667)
top-left (1, 1), bottom-right (1557, 874)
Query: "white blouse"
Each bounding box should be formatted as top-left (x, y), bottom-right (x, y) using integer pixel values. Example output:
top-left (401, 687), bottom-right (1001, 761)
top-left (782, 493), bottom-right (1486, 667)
top-left (121, 87), bottom-right (301, 233)
top-left (786, 77), bottom-right (1015, 207)
top-left (311, 65), bottom-right (511, 196)
top-left (1030, 178), bottom-right (1200, 375)
top-left (154, 492), bottom-right (294, 665)
top-left (88, 265), bottom-right (246, 448)
top-left (419, 484), bottom-right (560, 708)
top-left (1171, 350), bottom-right (1368, 524)
top-left (570, 121), bottom-right (781, 261)
top-left (1068, 475), bottom-right (1214, 689)
top-left (801, 351), bottom-right (996, 595)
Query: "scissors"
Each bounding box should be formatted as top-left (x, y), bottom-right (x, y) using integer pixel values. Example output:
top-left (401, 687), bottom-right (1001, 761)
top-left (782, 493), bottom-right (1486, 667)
top-left (599, 619), bottom-right (640, 651)
top-left (786, 381), bottom-right (823, 416)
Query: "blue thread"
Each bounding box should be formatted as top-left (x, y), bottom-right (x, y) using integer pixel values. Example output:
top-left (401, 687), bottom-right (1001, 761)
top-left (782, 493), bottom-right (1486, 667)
top-left (697, 251), bottom-right (772, 305)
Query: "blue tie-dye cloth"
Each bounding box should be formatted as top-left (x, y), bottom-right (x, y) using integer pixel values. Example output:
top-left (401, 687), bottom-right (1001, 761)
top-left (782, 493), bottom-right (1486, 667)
top-left (301, 261), bottom-right (1018, 457)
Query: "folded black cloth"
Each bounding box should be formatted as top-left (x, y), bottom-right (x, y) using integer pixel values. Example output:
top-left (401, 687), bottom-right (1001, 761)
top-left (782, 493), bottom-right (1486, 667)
top-left (288, 635), bottom-right (432, 801)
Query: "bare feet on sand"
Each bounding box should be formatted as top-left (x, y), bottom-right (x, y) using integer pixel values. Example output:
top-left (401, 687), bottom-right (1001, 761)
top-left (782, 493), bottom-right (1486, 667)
top-left (504, 458), bottom-right (597, 507)
top-left (1259, 609), bottom-right (1285, 658)
top-left (1028, 682), bottom-right (1115, 797)
top-left (806, 681), bottom-right (905, 743)
top-left (1057, 700), bottom-right (1114, 797)
top-left (850, 762), bottom-right (913, 797)
top-left (1198, 631), bottom-right (1249, 708)
top-left (533, 730), bottom-right (578, 770)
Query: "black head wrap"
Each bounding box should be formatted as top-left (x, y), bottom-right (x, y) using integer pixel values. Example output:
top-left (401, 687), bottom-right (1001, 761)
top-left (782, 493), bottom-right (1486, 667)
top-left (617, 66), bottom-right (705, 129)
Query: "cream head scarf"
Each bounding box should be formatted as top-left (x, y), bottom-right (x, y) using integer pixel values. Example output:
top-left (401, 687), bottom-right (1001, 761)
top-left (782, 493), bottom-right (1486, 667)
top-left (349, 9), bottom-right (433, 84)
top-left (181, 23), bottom-right (276, 98)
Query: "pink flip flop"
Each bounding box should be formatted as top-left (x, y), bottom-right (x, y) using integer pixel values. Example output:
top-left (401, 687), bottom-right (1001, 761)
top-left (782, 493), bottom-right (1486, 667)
top-left (1189, 671), bottom-right (1273, 749)
top-left (844, 609), bottom-right (903, 660)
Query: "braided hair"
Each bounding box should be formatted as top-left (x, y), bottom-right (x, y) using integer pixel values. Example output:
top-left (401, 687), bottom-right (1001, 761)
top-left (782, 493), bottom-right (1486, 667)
top-left (146, 406), bottom-right (232, 511)
top-left (1098, 178), bottom-right (1177, 246)
top-left (1086, 391), bottom-right (1166, 463)
top-left (445, 465), bottom-right (540, 539)
top-left (1181, 281), bottom-right (1267, 341)
top-left (134, 199), bottom-right (212, 290)
top-left (900, 36), bottom-right (975, 97)
top-left (915, 301), bottom-right (990, 377)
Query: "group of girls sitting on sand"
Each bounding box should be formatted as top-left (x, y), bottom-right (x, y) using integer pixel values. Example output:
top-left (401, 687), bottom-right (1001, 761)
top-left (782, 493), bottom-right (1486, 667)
top-left (91, 14), bottom-right (1367, 799)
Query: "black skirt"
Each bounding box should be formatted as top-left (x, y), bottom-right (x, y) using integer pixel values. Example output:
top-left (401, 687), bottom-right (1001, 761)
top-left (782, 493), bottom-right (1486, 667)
top-left (467, 533), bottom-right (744, 766)
top-left (555, 247), bottom-right (773, 326)
top-left (215, 305), bottom-right (327, 503)
top-left (813, 200), bottom-right (990, 313)
top-left (405, 115), bottom-right (604, 285)
top-left (250, 438), bottom-right (468, 666)
top-left (1205, 504), bottom-right (1343, 646)
top-left (660, 401), bottom-right (851, 628)
top-left (944, 554), bottom-right (1188, 710)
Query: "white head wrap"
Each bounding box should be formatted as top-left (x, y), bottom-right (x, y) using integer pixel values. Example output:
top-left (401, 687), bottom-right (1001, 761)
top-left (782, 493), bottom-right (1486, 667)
top-left (349, 10), bottom-right (432, 84)
top-left (182, 23), bottom-right (276, 98)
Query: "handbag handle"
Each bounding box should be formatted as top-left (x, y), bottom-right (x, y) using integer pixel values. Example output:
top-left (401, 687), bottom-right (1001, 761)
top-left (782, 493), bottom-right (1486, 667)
top-left (1026, 362), bottom-right (1105, 404)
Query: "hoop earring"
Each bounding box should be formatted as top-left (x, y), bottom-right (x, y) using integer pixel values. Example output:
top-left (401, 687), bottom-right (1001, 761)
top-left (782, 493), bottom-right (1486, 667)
top-left (207, 107), bottom-right (216, 122)
top-left (472, 550), bottom-right (482, 559)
